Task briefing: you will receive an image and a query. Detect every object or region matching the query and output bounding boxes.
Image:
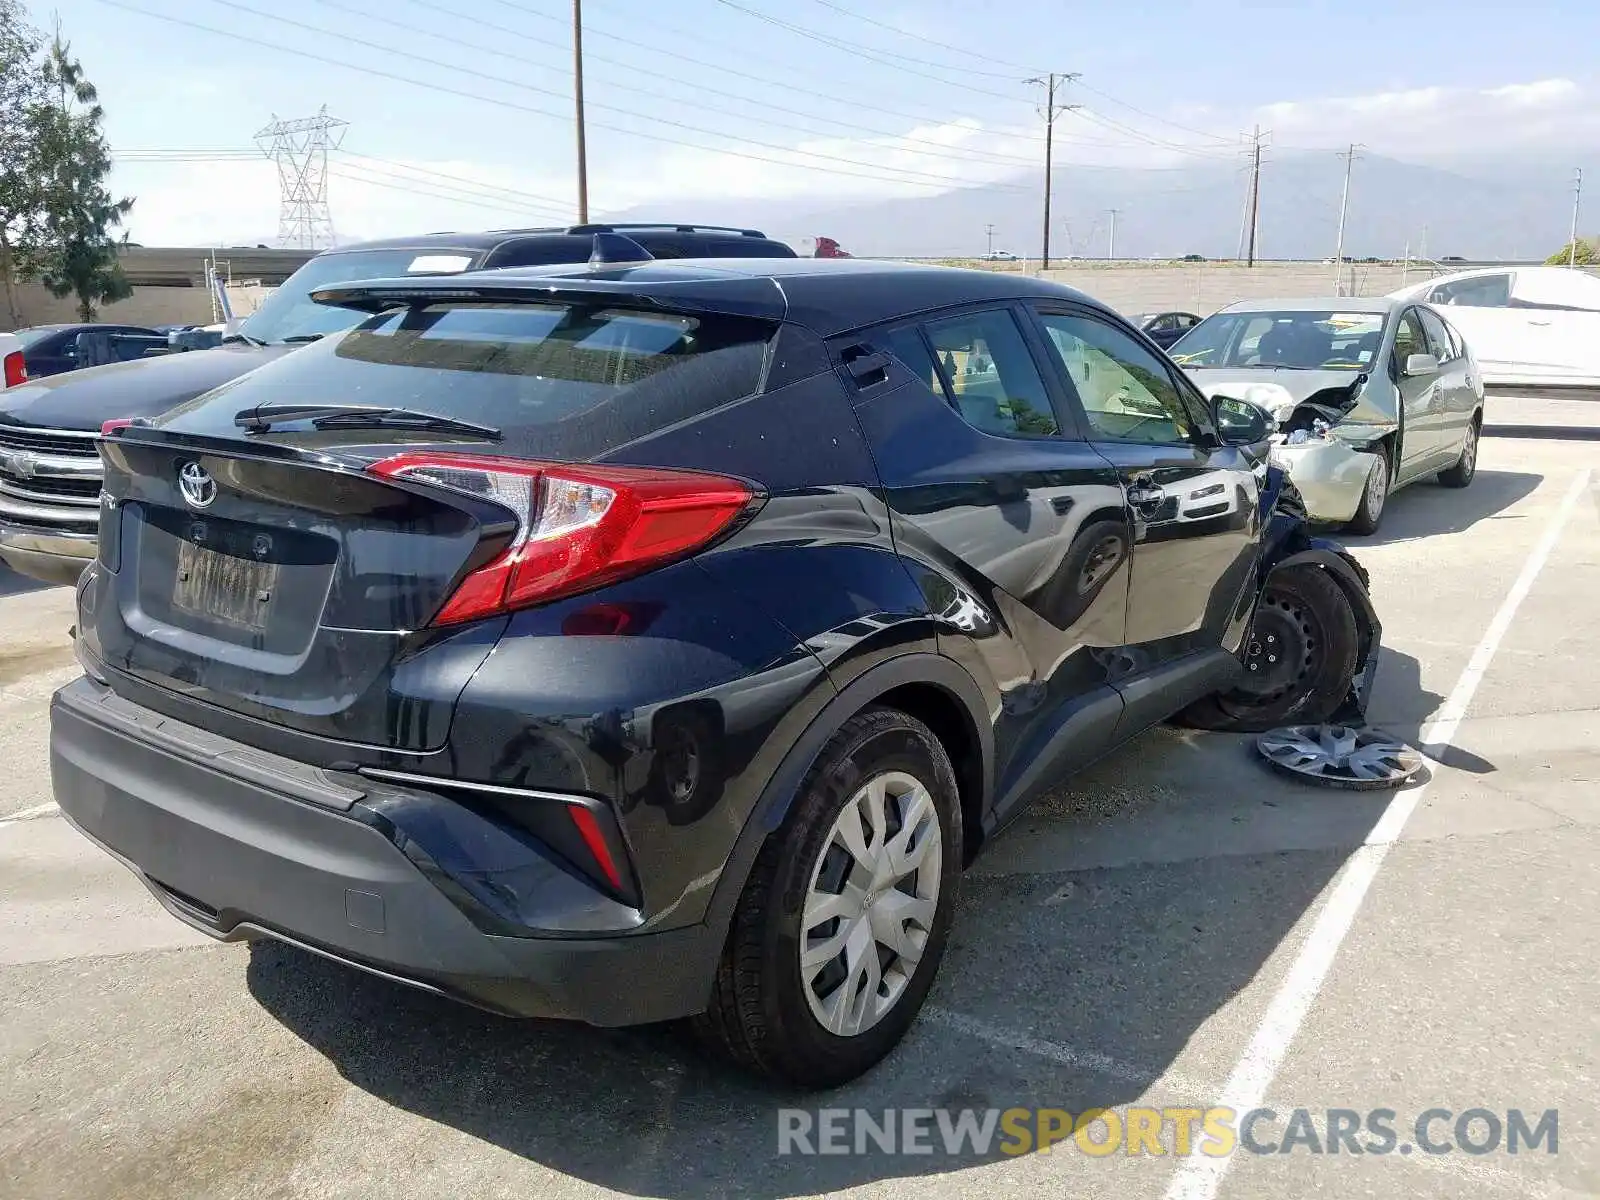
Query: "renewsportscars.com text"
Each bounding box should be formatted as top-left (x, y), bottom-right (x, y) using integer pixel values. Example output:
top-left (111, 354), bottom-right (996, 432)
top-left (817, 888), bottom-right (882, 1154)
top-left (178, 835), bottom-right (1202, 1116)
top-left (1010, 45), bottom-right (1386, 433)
top-left (776, 1107), bottom-right (1558, 1158)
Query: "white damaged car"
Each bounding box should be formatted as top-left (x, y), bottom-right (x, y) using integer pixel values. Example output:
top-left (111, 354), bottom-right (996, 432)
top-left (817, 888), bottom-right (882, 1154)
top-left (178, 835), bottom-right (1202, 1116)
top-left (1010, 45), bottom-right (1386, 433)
top-left (1168, 297), bottom-right (1484, 534)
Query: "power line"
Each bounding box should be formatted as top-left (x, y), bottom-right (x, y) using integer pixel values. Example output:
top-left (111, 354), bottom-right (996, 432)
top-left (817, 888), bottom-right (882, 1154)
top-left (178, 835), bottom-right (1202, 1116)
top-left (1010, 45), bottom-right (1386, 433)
top-left (1069, 80), bottom-right (1238, 146)
top-left (86, 0), bottom-right (1024, 193)
top-left (209, 0), bottom-right (1031, 191)
top-left (803, 0), bottom-right (1036, 72)
top-left (490, 0), bottom-right (1051, 140)
top-left (706, 0), bottom-right (1026, 101)
top-left (302, 0), bottom-right (1044, 170)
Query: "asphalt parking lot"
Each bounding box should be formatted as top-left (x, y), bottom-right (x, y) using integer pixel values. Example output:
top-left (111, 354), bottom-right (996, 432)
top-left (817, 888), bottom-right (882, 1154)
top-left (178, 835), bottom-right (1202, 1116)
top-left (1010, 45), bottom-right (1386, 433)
top-left (2, 402), bottom-right (1597, 1200)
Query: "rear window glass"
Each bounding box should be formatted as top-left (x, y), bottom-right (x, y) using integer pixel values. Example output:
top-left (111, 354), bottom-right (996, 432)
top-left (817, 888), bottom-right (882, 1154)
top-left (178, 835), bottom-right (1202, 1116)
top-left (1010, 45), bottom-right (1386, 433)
top-left (172, 302), bottom-right (775, 455)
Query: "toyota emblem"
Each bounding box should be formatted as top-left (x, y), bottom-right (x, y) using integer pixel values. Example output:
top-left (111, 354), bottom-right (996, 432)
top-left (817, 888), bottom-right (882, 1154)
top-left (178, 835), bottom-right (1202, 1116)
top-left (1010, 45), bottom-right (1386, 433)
top-left (177, 461), bottom-right (217, 509)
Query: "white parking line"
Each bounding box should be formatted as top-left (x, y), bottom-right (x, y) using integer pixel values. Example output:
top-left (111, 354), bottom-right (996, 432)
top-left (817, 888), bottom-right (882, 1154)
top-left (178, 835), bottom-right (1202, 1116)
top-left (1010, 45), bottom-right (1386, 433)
top-left (1163, 467), bottom-right (1592, 1200)
top-left (922, 1006), bottom-right (1212, 1095)
top-left (0, 801), bottom-right (58, 826)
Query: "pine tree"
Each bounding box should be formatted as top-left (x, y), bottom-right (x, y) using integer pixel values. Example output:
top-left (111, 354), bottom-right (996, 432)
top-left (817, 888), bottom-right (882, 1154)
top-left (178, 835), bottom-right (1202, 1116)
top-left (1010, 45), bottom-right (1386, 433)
top-left (0, 0), bottom-right (48, 326)
top-left (33, 30), bottom-right (135, 320)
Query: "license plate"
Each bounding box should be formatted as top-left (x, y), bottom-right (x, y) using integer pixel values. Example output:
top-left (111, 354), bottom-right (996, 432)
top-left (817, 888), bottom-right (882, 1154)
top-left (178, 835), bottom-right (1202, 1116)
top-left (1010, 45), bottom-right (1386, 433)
top-left (172, 540), bottom-right (279, 631)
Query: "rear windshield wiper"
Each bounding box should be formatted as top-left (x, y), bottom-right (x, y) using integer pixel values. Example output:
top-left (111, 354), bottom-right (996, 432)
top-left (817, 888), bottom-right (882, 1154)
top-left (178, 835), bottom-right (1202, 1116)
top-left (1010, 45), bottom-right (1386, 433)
top-left (235, 403), bottom-right (502, 440)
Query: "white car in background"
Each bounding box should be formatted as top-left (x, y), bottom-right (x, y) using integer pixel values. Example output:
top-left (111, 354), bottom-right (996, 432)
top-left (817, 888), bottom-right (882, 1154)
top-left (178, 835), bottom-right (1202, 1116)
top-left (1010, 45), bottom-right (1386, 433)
top-left (1, 331), bottom-right (23, 389)
top-left (1388, 265), bottom-right (1600, 388)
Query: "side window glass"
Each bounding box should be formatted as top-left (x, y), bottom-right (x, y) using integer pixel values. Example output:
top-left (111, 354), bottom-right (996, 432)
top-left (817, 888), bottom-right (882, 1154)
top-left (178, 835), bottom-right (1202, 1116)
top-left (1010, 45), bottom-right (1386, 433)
top-left (1435, 274), bottom-right (1511, 308)
top-left (1037, 311), bottom-right (1195, 444)
top-left (1418, 308), bottom-right (1455, 362)
top-left (883, 326), bottom-right (948, 398)
top-left (922, 309), bottom-right (1060, 437)
top-left (1393, 310), bottom-right (1427, 370)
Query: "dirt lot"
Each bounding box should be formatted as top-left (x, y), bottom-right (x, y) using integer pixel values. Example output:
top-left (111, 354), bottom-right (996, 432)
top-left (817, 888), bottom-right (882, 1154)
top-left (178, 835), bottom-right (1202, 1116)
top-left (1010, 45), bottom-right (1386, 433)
top-left (2, 410), bottom-right (1597, 1200)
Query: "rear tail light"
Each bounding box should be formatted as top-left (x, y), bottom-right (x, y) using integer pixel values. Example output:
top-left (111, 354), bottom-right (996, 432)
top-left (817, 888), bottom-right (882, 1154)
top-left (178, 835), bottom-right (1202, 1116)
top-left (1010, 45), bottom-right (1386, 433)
top-left (369, 453), bottom-right (755, 625)
top-left (2, 351), bottom-right (25, 388)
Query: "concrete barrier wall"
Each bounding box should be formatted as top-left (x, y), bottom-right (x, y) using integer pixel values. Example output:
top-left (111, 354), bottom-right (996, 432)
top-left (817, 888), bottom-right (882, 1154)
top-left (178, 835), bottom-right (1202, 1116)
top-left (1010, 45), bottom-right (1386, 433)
top-left (4, 282), bottom-right (272, 331)
top-left (1034, 261), bottom-right (1600, 317)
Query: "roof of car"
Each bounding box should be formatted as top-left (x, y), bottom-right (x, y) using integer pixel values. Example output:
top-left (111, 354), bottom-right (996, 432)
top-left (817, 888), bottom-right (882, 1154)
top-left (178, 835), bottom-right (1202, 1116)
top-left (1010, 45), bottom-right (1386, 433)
top-left (323, 223), bottom-right (789, 255)
top-left (310, 257), bottom-right (1115, 337)
top-left (1215, 296), bottom-right (1400, 315)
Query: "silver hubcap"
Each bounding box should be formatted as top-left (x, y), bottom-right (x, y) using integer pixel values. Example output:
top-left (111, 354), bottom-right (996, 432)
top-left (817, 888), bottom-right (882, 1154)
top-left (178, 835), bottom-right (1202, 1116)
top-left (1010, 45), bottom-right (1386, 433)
top-left (1256, 724), bottom-right (1424, 789)
top-left (801, 770), bottom-right (942, 1037)
top-left (1462, 427), bottom-right (1477, 474)
top-left (1365, 454), bottom-right (1388, 516)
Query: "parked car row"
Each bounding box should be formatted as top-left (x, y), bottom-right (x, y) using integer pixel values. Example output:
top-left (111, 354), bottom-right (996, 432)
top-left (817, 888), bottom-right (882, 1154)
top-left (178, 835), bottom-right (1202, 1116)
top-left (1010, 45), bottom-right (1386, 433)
top-left (12, 218), bottom-right (1383, 1089)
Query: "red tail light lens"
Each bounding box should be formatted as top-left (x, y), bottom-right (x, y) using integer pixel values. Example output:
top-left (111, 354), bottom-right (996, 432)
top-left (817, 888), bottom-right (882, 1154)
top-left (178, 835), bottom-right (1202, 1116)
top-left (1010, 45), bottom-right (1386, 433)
top-left (369, 453), bottom-right (754, 625)
top-left (2, 351), bottom-right (25, 389)
top-left (100, 417), bottom-right (136, 436)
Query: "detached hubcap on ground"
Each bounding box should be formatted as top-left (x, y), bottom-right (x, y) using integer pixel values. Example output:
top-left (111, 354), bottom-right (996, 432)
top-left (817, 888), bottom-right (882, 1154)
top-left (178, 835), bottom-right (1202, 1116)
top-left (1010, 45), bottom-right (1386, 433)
top-left (1256, 724), bottom-right (1424, 789)
top-left (801, 770), bottom-right (942, 1037)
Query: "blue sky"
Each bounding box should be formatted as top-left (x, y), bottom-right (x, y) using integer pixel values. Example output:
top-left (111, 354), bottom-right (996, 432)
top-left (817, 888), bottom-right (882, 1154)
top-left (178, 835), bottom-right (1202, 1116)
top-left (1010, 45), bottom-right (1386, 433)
top-left (30, 0), bottom-right (1600, 246)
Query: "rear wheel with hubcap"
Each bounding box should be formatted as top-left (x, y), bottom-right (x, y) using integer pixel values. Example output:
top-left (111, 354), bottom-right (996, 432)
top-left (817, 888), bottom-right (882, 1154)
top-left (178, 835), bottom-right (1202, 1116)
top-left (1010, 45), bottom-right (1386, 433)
top-left (1438, 418), bottom-right (1479, 488)
top-left (693, 707), bottom-right (962, 1087)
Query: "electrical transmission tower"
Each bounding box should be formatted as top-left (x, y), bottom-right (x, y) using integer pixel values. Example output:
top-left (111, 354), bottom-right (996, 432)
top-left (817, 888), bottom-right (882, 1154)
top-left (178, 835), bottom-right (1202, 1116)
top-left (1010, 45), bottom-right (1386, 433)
top-left (254, 107), bottom-right (348, 250)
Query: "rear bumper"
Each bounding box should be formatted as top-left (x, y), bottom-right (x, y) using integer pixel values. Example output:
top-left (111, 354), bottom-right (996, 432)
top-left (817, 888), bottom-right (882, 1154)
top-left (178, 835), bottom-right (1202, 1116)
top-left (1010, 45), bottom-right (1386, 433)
top-left (49, 677), bottom-right (720, 1025)
top-left (0, 522), bottom-right (96, 586)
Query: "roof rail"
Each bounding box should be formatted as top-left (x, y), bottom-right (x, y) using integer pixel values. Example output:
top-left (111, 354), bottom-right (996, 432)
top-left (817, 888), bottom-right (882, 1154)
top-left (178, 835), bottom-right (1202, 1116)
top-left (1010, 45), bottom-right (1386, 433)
top-left (565, 223), bottom-right (769, 239)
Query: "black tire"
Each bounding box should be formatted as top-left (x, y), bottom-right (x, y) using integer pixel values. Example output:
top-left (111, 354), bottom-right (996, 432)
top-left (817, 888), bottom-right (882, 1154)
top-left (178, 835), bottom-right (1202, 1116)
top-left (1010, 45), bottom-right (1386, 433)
top-left (692, 707), bottom-right (963, 1088)
top-left (1438, 415), bottom-right (1480, 488)
top-left (1178, 564), bottom-right (1361, 733)
top-left (1342, 447), bottom-right (1390, 536)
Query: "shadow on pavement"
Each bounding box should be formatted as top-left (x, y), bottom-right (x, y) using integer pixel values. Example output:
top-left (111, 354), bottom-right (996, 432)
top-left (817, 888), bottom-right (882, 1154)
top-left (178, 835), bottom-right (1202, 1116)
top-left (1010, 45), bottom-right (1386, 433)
top-left (0, 562), bottom-right (56, 599)
top-left (1340, 468), bottom-right (1541, 548)
top-left (246, 661), bottom-right (1447, 1194)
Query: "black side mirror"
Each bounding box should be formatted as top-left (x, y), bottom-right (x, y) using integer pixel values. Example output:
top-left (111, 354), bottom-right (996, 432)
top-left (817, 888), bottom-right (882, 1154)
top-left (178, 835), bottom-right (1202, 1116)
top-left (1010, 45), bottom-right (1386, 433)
top-left (1212, 394), bottom-right (1273, 446)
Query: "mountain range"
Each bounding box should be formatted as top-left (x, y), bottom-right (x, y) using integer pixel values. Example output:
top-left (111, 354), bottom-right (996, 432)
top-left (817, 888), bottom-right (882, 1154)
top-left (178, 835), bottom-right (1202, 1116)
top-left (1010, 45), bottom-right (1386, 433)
top-left (604, 150), bottom-right (1593, 263)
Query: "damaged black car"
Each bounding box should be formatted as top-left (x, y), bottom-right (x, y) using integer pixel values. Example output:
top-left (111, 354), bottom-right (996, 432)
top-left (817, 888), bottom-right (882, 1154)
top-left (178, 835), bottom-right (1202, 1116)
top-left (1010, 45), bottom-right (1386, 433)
top-left (52, 250), bottom-right (1379, 1089)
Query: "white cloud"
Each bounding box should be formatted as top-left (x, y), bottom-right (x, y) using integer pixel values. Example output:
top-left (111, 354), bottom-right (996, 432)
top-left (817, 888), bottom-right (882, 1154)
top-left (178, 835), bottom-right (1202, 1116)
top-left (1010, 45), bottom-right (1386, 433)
top-left (114, 76), bottom-right (1600, 246)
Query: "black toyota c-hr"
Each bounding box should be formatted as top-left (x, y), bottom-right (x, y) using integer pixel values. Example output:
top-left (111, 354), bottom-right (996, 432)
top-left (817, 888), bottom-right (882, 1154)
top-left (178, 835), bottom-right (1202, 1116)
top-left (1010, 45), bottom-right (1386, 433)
top-left (52, 245), bottom-right (1379, 1087)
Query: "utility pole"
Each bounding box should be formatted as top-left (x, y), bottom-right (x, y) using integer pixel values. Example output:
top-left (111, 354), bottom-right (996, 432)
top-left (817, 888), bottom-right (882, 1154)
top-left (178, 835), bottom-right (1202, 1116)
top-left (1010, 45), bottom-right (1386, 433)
top-left (1332, 143), bottom-right (1362, 294)
top-left (1025, 72), bottom-right (1080, 271)
top-left (1245, 125), bottom-right (1265, 267)
top-left (573, 0), bottom-right (589, 223)
top-left (1106, 208), bottom-right (1120, 260)
top-left (1570, 168), bottom-right (1583, 267)
top-left (985, 223), bottom-right (995, 259)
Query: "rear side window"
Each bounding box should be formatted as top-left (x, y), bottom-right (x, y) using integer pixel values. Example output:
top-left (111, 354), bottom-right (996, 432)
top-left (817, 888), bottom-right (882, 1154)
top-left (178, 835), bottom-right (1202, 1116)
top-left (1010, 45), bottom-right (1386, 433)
top-left (921, 309), bottom-right (1061, 437)
top-left (195, 302), bottom-right (774, 453)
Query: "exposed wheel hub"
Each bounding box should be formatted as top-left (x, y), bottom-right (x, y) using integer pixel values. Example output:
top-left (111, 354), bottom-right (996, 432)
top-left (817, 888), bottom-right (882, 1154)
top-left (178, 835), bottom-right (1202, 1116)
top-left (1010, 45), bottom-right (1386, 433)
top-left (1238, 593), bottom-right (1317, 699)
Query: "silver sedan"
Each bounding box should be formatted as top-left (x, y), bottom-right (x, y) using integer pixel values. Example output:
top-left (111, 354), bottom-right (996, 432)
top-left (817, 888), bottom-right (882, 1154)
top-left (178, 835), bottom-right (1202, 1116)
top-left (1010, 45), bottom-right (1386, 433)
top-left (1167, 297), bottom-right (1485, 533)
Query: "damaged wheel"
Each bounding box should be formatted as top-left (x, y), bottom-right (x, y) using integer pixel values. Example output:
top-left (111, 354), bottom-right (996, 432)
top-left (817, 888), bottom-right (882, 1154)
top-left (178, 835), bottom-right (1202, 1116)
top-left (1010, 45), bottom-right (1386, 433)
top-left (1342, 449), bottom-right (1389, 535)
top-left (1178, 565), bottom-right (1360, 733)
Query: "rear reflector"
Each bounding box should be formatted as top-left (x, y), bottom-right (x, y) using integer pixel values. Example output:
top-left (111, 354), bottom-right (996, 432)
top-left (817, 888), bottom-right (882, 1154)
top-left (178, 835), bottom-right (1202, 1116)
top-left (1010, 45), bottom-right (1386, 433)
top-left (369, 453), bottom-right (754, 624)
top-left (2, 351), bottom-right (25, 389)
top-left (568, 805), bottom-right (625, 890)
